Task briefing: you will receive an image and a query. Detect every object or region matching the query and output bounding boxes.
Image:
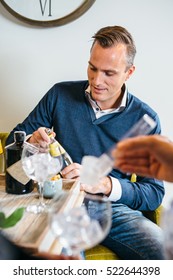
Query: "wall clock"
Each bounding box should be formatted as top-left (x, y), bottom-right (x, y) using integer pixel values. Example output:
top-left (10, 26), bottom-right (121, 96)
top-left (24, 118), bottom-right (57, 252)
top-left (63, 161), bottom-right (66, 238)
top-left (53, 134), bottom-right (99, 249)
top-left (0, 0), bottom-right (96, 27)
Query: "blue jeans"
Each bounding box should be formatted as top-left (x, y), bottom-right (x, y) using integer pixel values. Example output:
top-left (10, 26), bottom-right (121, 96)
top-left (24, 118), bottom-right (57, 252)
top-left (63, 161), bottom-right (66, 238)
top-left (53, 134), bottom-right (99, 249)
top-left (101, 203), bottom-right (165, 260)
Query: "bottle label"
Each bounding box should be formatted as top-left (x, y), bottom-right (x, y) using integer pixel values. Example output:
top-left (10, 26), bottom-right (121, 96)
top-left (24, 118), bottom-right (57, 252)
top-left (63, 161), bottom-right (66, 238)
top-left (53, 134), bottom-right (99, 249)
top-left (6, 160), bottom-right (30, 185)
top-left (49, 142), bottom-right (65, 157)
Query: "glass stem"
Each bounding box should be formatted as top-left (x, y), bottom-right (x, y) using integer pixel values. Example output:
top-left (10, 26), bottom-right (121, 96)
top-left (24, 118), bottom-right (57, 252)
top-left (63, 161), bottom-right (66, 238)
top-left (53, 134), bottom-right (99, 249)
top-left (38, 182), bottom-right (45, 206)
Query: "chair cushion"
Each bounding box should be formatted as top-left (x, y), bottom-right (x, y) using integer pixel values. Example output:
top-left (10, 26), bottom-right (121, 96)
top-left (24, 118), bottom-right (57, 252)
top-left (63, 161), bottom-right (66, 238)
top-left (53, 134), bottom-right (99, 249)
top-left (0, 133), bottom-right (9, 152)
top-left (0, 133), bottom-right (9, 173)
top-left (142, 205), bottom-right (163, 225)
top-left (85, 245), bottom-right (120, 260)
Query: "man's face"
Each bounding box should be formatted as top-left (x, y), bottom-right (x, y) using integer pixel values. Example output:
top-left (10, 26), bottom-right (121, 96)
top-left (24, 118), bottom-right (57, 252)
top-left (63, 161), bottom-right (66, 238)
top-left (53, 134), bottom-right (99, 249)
top-left (87, 42), bottom-right (135, 110)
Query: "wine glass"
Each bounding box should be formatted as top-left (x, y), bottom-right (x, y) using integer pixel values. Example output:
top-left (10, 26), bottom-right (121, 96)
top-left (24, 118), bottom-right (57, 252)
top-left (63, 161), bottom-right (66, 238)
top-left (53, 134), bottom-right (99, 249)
top-left (21, 142), bottom-right (63, 214)
top-left (48, 188), bottom-right (112, 257)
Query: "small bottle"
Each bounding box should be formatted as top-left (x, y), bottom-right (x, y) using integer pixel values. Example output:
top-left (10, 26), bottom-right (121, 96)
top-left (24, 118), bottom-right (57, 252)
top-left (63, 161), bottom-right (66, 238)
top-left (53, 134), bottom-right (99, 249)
top-left (0, 139), bottom-right (5, 174)
top-left (5, 131), bottom-right (34, 194)
top-left (45, 128), bottom-right (73, 169)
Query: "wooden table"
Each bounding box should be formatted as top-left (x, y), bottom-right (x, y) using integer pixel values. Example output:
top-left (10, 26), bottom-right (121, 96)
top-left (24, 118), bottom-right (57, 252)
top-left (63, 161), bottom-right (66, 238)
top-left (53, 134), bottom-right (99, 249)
top-left (0, 175), bottom-right (83, 255)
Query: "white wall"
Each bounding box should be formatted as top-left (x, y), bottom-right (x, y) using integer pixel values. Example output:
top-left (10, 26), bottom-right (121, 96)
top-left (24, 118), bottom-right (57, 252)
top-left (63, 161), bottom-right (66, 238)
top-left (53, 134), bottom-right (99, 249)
top-left (0, 0), bottom-right (173, 206)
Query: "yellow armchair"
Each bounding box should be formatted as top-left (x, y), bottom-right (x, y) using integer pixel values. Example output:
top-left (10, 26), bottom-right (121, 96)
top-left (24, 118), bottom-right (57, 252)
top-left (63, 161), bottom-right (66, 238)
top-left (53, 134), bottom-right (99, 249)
top-left (0, 132), bottom-right (9, 174)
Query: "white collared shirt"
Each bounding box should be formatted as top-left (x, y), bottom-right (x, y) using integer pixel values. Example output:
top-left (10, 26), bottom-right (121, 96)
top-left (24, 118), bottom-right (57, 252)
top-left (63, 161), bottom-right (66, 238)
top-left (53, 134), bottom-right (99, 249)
top-left (85, 85), bottom-right (127, 119)
top-left (85, 85), bottom-right (128, 201)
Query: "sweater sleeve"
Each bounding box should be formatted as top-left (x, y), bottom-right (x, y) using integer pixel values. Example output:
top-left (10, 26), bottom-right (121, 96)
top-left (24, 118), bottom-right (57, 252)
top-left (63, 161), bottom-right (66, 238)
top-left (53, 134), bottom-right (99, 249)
top-left (115, 176), bottom-right (164, 211)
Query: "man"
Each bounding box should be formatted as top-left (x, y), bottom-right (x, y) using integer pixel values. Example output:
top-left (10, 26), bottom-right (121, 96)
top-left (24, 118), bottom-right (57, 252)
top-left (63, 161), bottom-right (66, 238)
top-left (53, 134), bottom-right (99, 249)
top-left (7, 26), bottom-right (165, 259)
top-left (114, 134), bottom-right (173, 182)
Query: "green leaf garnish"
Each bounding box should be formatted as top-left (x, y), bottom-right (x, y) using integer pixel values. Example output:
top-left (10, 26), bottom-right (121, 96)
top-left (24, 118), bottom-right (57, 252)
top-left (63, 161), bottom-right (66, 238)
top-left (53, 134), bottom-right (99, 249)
top-left (0, 207), bottom-right (25, 228)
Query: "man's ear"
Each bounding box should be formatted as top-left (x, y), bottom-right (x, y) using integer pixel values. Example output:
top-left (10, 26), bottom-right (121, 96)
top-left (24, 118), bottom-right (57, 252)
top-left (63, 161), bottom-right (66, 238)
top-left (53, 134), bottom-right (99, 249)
top-left (126, 65), bottom-right (135, 81)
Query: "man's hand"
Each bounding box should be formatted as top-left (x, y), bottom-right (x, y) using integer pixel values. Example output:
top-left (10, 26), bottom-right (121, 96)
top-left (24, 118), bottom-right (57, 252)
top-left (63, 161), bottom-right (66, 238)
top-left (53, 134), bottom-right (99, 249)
top-left (28, 127), bottom-right (55, 148)
top-left (61, 163), bottom-right (82, 180)
top-left (80, 176), bottom-right (112, 196)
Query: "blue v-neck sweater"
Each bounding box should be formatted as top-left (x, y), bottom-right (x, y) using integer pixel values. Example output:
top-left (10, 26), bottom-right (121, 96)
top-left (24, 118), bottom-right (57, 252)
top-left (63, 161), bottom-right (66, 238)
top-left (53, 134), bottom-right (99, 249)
top-left (7, 80), bottom-right (164, 211)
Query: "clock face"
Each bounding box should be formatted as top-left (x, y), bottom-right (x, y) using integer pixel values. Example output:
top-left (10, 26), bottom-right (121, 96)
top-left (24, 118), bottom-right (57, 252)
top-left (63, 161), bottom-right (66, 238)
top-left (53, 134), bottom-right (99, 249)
top-left (1, 0), bottom-right (96, 27)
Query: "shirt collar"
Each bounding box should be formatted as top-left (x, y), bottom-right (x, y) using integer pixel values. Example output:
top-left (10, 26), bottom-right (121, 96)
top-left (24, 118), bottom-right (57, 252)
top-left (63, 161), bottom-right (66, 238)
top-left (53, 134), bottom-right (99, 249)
top-left (85, 84), bottom-right (127, 118)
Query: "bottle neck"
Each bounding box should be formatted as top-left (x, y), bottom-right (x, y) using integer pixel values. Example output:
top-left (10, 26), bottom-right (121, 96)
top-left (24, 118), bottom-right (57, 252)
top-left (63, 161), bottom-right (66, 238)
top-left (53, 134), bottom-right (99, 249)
top-left (15, 141), bottom-right (24, 147)
top-left (14, 131), bottom-right (26, 146)
top-left (49, 136), bottom-right (56, 144)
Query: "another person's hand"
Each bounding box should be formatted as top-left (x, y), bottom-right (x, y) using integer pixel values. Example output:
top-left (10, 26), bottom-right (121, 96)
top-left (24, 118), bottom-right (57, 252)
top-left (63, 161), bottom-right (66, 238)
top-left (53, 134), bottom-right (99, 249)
top-left (113, 135), bottom-right (173, 182)
top-left (80, 176), bottom-right (112, 196)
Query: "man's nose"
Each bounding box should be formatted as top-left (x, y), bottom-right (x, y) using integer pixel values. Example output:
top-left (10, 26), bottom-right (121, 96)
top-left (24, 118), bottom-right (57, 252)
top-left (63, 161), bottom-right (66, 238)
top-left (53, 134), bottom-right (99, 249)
top-left (92, 72), bottom-right (103, 85)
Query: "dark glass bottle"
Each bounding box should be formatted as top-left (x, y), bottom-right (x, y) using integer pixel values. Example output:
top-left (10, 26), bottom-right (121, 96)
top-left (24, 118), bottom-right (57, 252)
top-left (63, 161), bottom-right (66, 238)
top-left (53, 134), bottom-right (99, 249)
top-left (5, 131), bottom-right (34, 194)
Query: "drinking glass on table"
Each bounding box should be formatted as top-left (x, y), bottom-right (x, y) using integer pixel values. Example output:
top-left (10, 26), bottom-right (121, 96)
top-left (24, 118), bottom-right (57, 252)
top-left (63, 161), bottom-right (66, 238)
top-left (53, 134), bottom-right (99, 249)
top-left (21, 142), bottom-right (63, 214)
top-left (49, 189), bottom-right (112, 258)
